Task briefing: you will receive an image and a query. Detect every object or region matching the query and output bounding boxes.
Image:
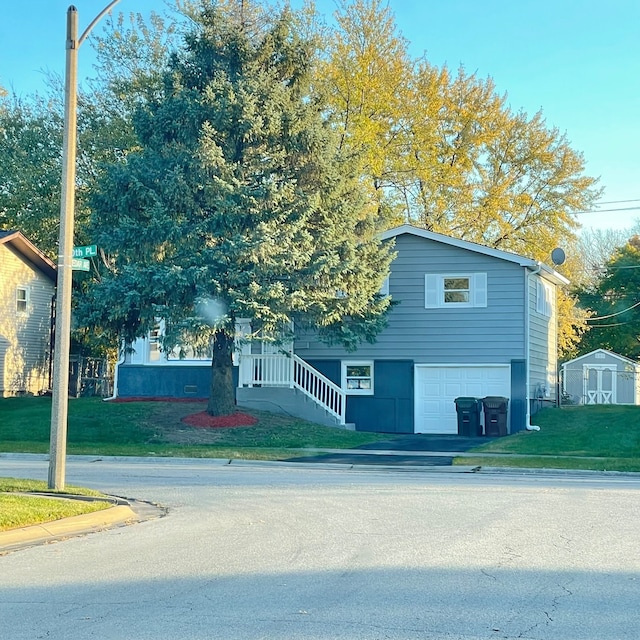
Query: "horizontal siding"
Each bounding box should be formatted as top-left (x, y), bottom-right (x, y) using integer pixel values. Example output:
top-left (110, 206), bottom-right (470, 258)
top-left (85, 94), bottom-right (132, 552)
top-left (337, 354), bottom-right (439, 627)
top-left (528, 274), bottom-right (557, 396)
top-left (296, 234), bottom-right (527, 363)
top-left (0, 244), bottom-right (55, 395)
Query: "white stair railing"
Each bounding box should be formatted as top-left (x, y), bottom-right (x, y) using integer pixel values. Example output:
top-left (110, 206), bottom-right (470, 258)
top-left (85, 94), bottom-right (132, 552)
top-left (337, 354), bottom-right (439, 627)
top-left (292, 355), bottom-right (345, 424)
top-left (238, 353), bottom-right (346, 424)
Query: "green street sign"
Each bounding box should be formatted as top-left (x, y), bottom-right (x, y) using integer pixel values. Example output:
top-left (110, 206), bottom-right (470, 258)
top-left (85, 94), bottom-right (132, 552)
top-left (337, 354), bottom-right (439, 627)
top-left (71, 258), bottom-right (90, 272)
top-left (73, 244), bottom-right (97, 258)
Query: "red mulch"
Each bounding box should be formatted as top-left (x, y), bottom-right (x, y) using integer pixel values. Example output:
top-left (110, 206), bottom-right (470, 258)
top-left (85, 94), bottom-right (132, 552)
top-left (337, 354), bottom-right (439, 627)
top-left (181, 411), bottom-right (259, 429)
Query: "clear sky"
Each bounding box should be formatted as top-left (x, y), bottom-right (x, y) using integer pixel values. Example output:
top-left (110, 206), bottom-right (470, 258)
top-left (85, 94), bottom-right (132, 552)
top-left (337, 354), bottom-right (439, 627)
top-left (1, 0), bottom-right (639, 231)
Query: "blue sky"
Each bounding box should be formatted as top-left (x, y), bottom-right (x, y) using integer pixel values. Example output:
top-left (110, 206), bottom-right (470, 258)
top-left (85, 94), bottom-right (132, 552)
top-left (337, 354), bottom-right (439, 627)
top-left (1, 0), bottom-right (639, 231)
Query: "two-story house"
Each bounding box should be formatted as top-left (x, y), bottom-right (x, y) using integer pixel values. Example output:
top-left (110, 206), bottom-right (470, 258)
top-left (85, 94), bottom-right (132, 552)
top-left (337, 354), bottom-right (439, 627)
top-left (0, 231), bottom-right (57, 397)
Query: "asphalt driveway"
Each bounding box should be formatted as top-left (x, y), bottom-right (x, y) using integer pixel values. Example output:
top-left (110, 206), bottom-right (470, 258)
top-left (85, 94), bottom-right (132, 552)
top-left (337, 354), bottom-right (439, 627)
top-left (283, 434), bottom-right (496, 466)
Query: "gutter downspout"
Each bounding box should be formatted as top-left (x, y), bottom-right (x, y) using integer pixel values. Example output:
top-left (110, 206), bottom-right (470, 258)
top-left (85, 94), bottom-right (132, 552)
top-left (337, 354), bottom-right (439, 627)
top-left (103, 342), bottom-right (125, 401)
top-left (525, 265), bottom-right (542, 431)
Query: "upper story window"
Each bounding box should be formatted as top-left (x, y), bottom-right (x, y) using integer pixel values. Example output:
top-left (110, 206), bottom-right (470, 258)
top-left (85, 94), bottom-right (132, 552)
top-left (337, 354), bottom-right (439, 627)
top-left (425, 273), bottom-right (487, 309)
top-left (536, 279), bottom-right (553, 317)
top-left (342, 361), bottom-right (374, 395)
top-left (379, 276), bottom-right (390, 296)
top-left (16, 287), bottom-right (28, 314)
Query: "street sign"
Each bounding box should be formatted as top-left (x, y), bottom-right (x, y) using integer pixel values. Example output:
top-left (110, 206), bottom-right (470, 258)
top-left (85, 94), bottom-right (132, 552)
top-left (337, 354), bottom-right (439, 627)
top-left (71, 258), bottom-right (90, 272)
top-left (73, 244), bottom-right (97, 258)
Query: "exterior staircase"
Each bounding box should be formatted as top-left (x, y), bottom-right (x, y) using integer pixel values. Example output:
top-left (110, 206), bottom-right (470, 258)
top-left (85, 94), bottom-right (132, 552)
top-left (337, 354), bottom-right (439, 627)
top-left (236, 354), bottom-right (353, 430)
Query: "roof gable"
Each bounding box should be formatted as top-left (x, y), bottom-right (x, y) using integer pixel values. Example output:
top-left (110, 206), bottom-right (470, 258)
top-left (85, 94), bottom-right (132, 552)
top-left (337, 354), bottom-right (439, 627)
top-left (381, 225), bottom-right (569, 286)
top-left (562, 348), bottom-right (640, 369)
top-left (0, 231), bottom-right (57, 282)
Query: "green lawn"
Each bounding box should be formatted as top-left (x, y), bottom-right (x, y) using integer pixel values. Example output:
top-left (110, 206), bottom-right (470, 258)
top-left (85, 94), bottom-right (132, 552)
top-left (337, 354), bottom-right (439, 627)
top-left (456, 405), bottom-right (640, 472)
top-left (0, 396), bottom-right (390, 458)
top-left (0, 478), bottom-right (111, 532)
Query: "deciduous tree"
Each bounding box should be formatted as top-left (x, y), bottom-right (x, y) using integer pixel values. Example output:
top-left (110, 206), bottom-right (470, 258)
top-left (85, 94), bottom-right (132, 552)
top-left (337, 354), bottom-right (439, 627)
top-left (575, 236), bottom-right (640, 358)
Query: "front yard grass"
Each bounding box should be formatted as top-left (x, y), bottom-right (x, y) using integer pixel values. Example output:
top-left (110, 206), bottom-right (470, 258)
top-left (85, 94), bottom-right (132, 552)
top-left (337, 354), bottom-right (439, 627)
top-left (0, 396), bottom-right (390, 458)
top-left (454, 405), bottom-right (640, 471)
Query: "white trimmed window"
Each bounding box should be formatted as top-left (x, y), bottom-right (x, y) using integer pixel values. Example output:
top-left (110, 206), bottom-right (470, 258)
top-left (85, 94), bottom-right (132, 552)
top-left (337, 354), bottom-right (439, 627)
top-left (425, 273), bottom-right (487, 308)
top-left (536, 278), bottom-right (553, 317)
top-left (16, 287), bottom-right (29, 313)
top-left (379, 276), bottom-right (390, 296)
top-left (342, 361), bottom-right (374, 395)
top-left (148, 324), bottom-right (162, 362)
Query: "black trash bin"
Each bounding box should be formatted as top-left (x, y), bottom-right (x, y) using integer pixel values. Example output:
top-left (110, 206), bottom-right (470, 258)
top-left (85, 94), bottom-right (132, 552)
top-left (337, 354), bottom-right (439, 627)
top-left (482, 396), bottom-right (509, 437)
top-left (454, 397), bottom-right (482, 436)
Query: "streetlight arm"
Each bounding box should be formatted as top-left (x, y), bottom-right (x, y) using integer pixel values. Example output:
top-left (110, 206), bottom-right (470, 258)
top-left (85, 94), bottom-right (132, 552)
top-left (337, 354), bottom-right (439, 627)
top-left (78, 0), bottom-right (122, 47)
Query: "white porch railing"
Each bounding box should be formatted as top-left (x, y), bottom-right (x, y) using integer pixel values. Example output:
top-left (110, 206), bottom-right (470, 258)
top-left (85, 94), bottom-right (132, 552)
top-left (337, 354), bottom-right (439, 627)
top-left (238, 353), bottom-right (346, 424)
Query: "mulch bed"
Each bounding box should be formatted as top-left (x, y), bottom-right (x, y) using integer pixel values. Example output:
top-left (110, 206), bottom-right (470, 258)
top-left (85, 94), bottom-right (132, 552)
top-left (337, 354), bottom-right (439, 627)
top-left (181, 411), bottom-right (259, 429)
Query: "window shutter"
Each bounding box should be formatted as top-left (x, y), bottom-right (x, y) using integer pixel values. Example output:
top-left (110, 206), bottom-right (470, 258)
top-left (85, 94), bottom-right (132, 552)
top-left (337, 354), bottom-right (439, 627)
top-left (425, 274), bottom-right (439, 308)
top-left (473, 273), bottom-right (487, 307)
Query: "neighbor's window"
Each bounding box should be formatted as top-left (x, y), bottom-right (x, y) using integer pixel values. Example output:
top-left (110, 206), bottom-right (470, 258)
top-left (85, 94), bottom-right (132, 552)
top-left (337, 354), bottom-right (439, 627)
top-left (16, 287), bottom-right (28, 313)
top-left (425, 273), bottom-right (487, 308)
top-left (342, 361), bottom-right (374, 395)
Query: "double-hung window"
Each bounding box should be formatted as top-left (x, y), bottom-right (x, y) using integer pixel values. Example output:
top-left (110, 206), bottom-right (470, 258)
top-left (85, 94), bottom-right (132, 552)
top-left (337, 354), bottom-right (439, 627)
top-left (342, 361), bottom-right (374, 395)
top-left (425, 273), bottom-right (487, 308)
top-left (16, 287), bottom-right (28, 314)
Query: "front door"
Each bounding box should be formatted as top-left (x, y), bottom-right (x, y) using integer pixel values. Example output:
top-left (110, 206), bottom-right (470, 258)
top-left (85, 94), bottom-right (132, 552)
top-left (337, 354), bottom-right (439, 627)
top-left (584, 365), bottom-right (616, 404)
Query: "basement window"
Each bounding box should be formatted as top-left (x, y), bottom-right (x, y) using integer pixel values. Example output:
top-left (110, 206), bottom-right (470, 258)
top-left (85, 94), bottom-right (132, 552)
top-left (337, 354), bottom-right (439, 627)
top-left (342, 361), bottom-right (374, 395)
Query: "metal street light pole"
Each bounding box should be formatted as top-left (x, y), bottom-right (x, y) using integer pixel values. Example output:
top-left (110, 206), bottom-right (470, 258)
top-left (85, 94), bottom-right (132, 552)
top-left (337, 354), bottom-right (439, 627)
top-left (49, 1), bottom-right (122, 491)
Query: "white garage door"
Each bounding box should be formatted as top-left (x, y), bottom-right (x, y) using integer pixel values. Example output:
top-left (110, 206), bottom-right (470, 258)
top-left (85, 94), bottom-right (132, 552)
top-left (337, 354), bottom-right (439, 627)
top-left (415, 365), bottom-right (511, 434)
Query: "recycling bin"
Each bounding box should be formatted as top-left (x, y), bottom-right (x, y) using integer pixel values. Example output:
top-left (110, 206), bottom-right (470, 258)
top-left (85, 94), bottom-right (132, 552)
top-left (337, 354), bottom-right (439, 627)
top-left (482, 396), bottom-right (509, 437)
top-left (454, 397), bottom-right (482, 436)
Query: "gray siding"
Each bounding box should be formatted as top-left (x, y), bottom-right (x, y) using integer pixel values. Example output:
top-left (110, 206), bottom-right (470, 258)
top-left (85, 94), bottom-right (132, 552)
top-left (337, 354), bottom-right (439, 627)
top-left (295, 234), bottom-right (527, 364)
top-left (0, 243), bottom-right (54, 396)
top-left (528, 274), bottom-right (557, 401)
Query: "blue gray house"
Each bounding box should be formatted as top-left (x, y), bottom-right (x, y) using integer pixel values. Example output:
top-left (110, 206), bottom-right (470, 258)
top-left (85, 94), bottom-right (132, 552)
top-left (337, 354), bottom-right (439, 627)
top-left (115, 224), bottom-right (567, 434)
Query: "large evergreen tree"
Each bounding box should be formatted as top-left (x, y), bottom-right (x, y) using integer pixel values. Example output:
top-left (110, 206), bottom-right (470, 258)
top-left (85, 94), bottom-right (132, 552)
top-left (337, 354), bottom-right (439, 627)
top-left (79, 1), bottom-right (394, 415)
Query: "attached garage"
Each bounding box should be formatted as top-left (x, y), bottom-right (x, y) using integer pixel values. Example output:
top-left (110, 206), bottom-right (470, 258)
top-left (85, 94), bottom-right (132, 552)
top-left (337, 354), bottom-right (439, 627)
top-left (414, 365), bottom-right (511, 434)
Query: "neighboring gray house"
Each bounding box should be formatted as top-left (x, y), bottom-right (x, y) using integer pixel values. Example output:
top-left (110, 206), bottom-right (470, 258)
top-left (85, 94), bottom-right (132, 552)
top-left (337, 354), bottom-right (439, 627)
top-left (0, 231), bottom-right (56, 397)
top-left (115, 225), bottom-right (567, 435)
top-left (561, 349), bottom-right (640, 405)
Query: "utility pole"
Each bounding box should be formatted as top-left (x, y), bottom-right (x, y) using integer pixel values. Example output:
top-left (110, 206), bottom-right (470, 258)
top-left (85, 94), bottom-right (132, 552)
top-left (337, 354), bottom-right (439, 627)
top-left (48, 1), bottom-right (122, 491)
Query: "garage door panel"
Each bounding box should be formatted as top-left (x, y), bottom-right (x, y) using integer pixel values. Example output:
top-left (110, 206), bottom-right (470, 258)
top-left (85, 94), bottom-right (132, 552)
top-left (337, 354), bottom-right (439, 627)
top-left (415, 365), bottom-right (510, 434)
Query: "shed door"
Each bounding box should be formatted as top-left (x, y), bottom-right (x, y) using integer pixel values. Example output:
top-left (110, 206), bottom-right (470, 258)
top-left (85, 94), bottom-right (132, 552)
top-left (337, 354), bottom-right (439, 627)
top-left (584, 365), bottom-right (616, 404)
top-left (414, 365), bottom-right (511, 434)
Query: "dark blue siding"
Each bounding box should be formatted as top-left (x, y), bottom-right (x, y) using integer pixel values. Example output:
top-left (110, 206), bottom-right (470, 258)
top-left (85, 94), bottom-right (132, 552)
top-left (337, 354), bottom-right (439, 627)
top-left (510, 359), bottom-right (527, 433)
top-left (306, 359), bottom-right (414, 433)
top-left (118, 365), bottom-right (238, 399)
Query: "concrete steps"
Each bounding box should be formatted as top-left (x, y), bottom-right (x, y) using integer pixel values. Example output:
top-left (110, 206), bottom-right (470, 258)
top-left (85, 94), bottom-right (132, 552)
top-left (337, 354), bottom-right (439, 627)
top-left (236, 386), bottom-right (354, 430)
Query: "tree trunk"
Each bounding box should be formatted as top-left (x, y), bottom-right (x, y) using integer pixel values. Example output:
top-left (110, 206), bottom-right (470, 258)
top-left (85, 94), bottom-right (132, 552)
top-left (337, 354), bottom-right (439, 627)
top-left (207, 329), bottom-right (236, 416)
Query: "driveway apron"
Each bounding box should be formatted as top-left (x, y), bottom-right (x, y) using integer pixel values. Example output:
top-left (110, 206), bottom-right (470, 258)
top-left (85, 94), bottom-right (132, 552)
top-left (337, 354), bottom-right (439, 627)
top-left (283, 434), bottom-right (495, 466)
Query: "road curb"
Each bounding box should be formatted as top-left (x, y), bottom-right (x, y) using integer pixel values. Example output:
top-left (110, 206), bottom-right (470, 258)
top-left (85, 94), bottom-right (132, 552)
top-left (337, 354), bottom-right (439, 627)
top-left (0, 504), bottom-right (138, 553)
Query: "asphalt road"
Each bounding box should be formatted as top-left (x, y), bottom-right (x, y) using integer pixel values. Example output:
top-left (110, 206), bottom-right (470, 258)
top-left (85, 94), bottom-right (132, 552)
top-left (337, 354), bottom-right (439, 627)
top-left (2, 456), bottom-right (640, 639)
